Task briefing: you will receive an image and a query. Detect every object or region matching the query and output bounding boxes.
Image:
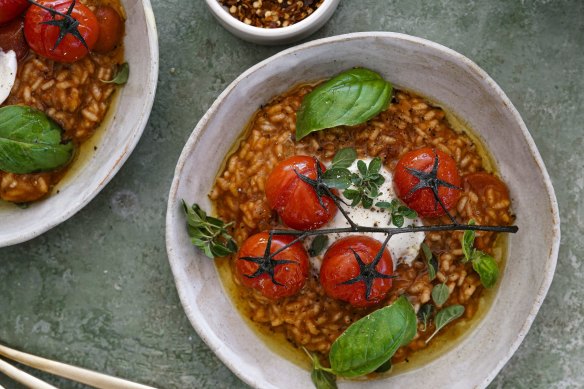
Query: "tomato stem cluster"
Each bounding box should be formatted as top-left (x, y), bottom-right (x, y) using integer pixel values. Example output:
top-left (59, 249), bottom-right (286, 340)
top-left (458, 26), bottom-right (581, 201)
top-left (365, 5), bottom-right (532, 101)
top-left (27, 0), bottom-right (89, 50)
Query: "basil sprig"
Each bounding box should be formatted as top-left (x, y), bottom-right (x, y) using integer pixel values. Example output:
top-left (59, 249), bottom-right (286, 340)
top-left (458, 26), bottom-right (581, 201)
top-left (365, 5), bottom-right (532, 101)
top-left (0, 105), bottom-right (74, 174)
top-left (183, 202), bottom-right (237, 258)
top-left (328, 296), bottom-right (416, 378)
top-left (461, 219), bottom-right (500, 288)
top-left (296, 68), bottom-right (392, 140)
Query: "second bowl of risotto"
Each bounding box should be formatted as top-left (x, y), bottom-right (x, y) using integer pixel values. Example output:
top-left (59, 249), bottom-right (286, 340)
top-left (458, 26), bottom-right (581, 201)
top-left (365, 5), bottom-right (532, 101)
top-left (166, 32), bottom-right (559, 388)
top-left (0, 0), bottom-right (158, 247)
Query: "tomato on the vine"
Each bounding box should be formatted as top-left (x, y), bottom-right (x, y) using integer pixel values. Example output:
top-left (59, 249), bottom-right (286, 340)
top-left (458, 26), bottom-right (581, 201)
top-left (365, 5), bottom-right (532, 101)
top-left (320, 236), bottom-right (394, 308)
top-left (236, 232), bottom-right (309, 300)
top-left (0, 0), bottom-right (28, 25)
top-left (265, 155), bottom-right (338, 230)
top-left (92, 6), bottom-right (124, 53)
top-left (393, 147), bottom-right (462, 218)
top-left (24, 0), bottom-right (99, 62)
top-left (0, 17), bottom-right (28, 60)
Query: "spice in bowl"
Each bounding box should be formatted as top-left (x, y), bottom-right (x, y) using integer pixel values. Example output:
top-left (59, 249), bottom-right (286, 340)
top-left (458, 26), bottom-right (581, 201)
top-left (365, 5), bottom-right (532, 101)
top-left (218, 0), bottom-right (324, 28)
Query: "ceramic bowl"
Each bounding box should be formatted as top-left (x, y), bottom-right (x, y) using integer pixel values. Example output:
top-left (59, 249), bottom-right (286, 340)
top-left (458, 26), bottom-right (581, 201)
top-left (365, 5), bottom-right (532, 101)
top-left (204, 0), bottom-right (340, 45)
top-left (0, 0), bottom-right (159, 248)
top-left (166, 32), bottom-right (560, 388)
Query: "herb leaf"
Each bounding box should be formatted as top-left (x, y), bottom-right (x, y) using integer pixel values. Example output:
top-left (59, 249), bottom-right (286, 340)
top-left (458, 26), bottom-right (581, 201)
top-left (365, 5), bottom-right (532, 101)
top-left (183, 201), bottom-right (237, 258)
top-left (309, 235), bottom-right (329, 257)
top-left (426, 305), bottom-right (465, 343)
top-left (101, 62), bottom-right (130, 85)
top-left (0, 105), bottom-right (74, 174)
top-left (462, 219), bottom-right (476, 262)
top-left (342, 157), bottom-right (386, 209)
top-left (330, 147), bottom-right (357, 169)
top-left (417, 304), bottom-right (434, 332)
top-left (421, 243), bottom-right (437, 281)
top-left (376, 199), bottom-right (418, 228)
top-left (329, 296), bottom-right (416, 378)
top-left (321, 168), bottom-right (352, 189)
top-left (296, 68), bottom-right (392, 140)
top-left (304, 349), bottom-right (337, 389)
top-left (472, 252), bottom-right (499, 288)
top-left (431, 283), bottom-right (450, 306)
top-left (374, 359), bottom-right (392, 373)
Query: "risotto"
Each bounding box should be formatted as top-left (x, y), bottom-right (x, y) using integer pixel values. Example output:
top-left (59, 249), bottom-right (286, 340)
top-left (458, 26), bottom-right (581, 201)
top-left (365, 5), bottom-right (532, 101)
top-left (186, 68), bottom-right (516, 382)
top-left (0, 0), bottom-right (125, 203)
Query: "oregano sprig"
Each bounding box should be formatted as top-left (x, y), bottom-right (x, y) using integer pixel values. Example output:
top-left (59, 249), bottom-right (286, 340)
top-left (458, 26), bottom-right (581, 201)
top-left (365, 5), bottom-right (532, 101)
top-left (376, 199), bottom-right (418, 228)
top-left (182, 201), bottom-right (237, 258)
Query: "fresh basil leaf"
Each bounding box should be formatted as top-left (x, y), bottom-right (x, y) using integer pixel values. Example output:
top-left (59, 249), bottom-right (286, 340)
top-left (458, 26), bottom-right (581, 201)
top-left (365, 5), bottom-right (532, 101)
top-left (322, 168), bottom-right (352, 189)
top-left (426, 305), bottom-right (465, 343)
top-left (304, 349), bottom-right (337, 389)
top-left (417, 304), bottom-right (434, 332)
top-left (0, 105), bottom-right (74, 174)
top-left (329, 296), bottom-right (416, 378)
top-left (462, 219), bottom-right (476, 262)
top-left (421, 243), bottom-right (437, 281)
top-left (331, 147), bottom-right (357, 169)
top-left (296, 68), bottom-right (392, 140)
top-left (374, 359), bottom-right (392, 373)
top-left (472, 252), bottom-right (499, 288)
top-left (101, 62), bottom-right (129, 85)
top-left (309, 235), bottom-right (329, 257)
top-left (431, 283), bottom-right (450, 306)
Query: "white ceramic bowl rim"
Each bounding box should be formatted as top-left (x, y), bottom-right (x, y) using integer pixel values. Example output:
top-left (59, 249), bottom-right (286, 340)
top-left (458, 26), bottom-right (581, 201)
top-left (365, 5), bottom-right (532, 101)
top-left (166, 32), bottom-right (560, 388)
top-left (205, 0), bottom-right (339, 37)
top-left (0, 0), bottom-right (159, 247)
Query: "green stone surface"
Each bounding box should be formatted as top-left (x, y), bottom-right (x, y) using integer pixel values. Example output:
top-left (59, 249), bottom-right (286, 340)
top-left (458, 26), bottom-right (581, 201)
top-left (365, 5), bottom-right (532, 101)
top-left (1, 0), bottom-right (582, 387)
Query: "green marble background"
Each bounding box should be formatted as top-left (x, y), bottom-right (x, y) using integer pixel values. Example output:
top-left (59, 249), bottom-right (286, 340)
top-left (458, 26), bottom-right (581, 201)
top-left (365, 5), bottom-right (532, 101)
top-left (1, 0), bottom-right (582, 387)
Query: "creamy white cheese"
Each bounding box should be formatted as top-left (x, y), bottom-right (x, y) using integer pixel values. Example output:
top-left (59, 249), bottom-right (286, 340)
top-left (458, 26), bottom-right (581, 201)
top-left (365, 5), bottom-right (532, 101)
top-left (306, 158), bottom-right (425, 272)
top-left (0, 50), bottom-right (17, 105)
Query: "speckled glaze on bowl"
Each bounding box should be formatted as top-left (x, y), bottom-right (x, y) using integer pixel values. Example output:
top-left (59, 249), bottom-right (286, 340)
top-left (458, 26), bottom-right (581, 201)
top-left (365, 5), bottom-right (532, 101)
top-left (204, 0), bottom-right (340, 45)
top-left (0, 0), bottom-right (159, 248)
top-left (166, 32), bottom-right (560, 388)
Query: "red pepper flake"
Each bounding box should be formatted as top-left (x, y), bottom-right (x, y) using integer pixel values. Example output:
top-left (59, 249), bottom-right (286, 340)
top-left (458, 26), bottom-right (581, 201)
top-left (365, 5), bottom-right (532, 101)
top-left (218, 0), bottom-right (325, 28)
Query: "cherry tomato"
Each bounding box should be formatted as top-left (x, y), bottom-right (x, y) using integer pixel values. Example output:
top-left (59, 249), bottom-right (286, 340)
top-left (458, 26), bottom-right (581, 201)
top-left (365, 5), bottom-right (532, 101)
top-left (0, 16), bottom-right (28, 60)
top-left (236, 232), bottom-right (309, 300)
top-left (0, 0), bottom-right (28, 25)
top-left (265, 155), bottom-right (338, 230)
top-left (393, 147), bottom-right (462, 218)
top-left (92, 6), bottom-right (123, 53)
top-left (24, 0), bottom-right (99, 62)
top-left (320, 236), bottom-right (394, 308)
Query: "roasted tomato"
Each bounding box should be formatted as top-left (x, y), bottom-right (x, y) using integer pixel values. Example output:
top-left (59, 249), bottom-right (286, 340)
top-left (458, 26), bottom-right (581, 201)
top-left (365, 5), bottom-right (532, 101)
top-left (0, 16), bottom-right (28, 60)
top-left (24, 0), bottom-right (99, 62)
top-left (0, 0), bottom-right (28, 25)
top-left (92, 5), bottom-right (123, 53)
top-left (236, 232), bottom-right (309, 299)
top-left (393, 147), bottom-right (462, 218)
top-left (265, 155), bottom-right (338, 230)
top-left (320, 236), bottom-right (394, 308)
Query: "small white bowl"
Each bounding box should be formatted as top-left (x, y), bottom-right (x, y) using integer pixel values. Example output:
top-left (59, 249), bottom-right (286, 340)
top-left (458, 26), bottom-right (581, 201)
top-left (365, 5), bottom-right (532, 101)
top-left (204, 0), bottom-right (340, 45)
top-left (0, 0), bottom-right (159, 248)
top-left (166, 32), bottom-right (560, 388)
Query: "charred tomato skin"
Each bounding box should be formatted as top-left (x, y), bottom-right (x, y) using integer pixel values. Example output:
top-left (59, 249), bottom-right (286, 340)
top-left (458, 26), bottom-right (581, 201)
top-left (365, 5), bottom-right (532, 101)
top-left (236, 232), bottom-right (309, 300)
top-left (0, 0), bottom-right (28, 25)
top-left (320, 236), bottom-right (394, 308)
top-left (24, 0), bottom-right (99, 62)
top-left (393, 147), bottom-right (462, 218)
top-left (265, 155), bottom-right (338, 230)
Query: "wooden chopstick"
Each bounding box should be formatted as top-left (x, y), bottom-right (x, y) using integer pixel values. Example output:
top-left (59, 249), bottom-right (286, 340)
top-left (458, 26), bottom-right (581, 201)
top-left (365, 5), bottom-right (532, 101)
top-left (0, 357), bottom-right (57, 389)
top-left (0, 343), bottom-right (157, 389)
